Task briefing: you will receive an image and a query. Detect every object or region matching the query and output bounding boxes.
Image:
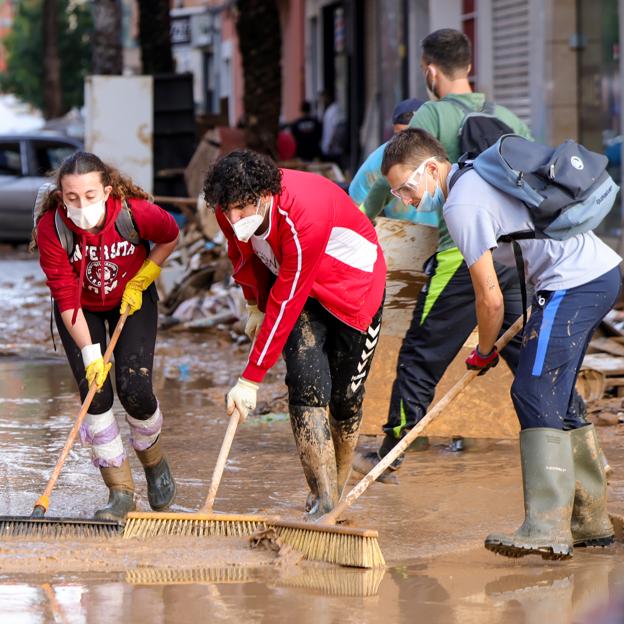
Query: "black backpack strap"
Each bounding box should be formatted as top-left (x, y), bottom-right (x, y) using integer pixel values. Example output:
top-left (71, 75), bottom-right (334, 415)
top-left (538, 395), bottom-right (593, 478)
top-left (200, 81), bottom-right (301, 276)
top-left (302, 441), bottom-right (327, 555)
top-left (445, 95), bottom-right (474, 115)
top-left (498, 231), bottom-right (536, 327)
top-left (448, 162), bottom-right (473, 191)
top-left (54, 210), bottom-right (74, 255)
top-left (116, 199), bottom-right (141, 245)
top-left (482, 100), bottom-right (496, 115)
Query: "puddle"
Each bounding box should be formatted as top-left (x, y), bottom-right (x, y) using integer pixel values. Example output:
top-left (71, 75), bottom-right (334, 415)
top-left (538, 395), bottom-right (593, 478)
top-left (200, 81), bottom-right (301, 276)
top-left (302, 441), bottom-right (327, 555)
top-left (1, 251), bottom-right (624, 622)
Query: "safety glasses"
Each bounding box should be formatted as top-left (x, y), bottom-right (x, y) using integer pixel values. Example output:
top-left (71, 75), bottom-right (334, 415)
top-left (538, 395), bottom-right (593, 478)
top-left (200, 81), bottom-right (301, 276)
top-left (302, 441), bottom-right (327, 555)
top-left (389, 157), bottom-right (434, 203)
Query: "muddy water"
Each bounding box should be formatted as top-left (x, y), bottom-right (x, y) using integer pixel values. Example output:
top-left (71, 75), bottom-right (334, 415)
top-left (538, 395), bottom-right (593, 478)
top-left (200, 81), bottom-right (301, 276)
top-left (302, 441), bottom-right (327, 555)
top-left (1, 252), bottom-right (624, 622)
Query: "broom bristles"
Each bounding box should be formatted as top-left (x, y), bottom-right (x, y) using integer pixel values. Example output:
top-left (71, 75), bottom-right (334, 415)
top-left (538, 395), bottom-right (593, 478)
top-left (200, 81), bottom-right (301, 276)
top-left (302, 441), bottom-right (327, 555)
top-left (122, 512), bottom-right (276, 539)
top-left (269, 522), bottom-right (386, 569)
top-left (0, 516), bottom-right (123, 539)
top-left (122, 512), bottom-right (385, 569)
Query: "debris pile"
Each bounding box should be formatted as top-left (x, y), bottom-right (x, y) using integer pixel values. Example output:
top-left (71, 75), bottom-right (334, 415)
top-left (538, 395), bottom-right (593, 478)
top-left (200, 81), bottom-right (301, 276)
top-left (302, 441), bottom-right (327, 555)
top-left (155, 197), bottom-right (247, 340)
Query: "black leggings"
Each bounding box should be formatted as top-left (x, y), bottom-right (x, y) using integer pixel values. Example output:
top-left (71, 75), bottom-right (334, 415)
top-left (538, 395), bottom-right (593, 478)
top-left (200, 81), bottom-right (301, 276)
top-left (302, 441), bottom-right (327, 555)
top-left (54, 284), bottom-right (158, 419)
top-left (283, 298), bottom-right (383, 421)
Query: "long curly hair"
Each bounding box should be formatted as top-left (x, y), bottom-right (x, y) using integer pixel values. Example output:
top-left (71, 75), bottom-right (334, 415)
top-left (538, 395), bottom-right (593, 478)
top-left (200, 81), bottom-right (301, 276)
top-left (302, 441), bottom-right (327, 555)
top-left (29, 151), bottom-right (150, 251)
top-left (202, 149), bottom-right (282, 211)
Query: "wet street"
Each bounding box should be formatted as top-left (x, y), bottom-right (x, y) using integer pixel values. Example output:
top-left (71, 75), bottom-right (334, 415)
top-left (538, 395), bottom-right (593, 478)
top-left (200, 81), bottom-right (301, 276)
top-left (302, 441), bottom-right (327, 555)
top-left (1, 249), bottom-right (624, 623)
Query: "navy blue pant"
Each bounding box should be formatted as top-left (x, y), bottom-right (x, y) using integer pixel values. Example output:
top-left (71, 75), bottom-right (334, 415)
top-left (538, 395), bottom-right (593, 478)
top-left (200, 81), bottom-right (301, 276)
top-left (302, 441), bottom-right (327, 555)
top-left (512, 267), bottom-right (621, 430)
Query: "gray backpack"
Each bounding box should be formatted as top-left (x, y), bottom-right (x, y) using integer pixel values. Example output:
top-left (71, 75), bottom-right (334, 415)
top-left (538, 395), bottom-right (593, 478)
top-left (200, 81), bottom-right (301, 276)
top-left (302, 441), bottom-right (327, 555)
top-left (449, 134), bottom-right (618, 240)
top-left (449, 135), bottom-right (618, 324)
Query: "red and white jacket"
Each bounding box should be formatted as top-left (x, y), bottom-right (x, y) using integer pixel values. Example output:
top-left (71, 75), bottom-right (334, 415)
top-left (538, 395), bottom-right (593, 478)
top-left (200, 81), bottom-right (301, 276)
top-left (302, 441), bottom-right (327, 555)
top-left (217, 169), bottom-right (386, 383)
top-left (38, 197), bottom-right (179, 319)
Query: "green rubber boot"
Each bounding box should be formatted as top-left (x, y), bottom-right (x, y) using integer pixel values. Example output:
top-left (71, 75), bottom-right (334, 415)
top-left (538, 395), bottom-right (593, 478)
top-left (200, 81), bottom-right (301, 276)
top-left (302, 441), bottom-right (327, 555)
top-left (289, 405), bottom-right (338, 519)
top-left (570, 424), bottom-right (614, 547)
top-left (329, 413), bottom-right (361, 498)
top-left (95, 459), bottom-right (136, 521)
top-left (485, 428), bottom-right (574, 560)
top-left (135, 437), bottom-right (176, 511)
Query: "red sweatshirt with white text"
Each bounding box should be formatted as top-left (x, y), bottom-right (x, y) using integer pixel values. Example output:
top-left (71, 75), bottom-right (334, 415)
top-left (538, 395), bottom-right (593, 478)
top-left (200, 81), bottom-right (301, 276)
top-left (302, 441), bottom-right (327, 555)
top-left (37, 197), bottom-right (178, 316)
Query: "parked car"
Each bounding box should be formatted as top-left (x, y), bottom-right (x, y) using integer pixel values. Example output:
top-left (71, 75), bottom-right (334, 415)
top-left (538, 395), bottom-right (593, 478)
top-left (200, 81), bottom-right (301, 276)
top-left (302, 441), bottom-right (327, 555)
top-left (0, 133), bottom-right (82, 243)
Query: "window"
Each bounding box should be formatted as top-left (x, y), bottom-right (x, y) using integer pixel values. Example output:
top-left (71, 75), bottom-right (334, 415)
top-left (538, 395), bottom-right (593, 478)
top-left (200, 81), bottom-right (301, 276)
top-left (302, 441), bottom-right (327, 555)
top-left (461, 0), bottom-right (477, 88)
top-left (0, 142), bottom-right (22, 175)
top-left (31, 141), bottom-right (78, 177)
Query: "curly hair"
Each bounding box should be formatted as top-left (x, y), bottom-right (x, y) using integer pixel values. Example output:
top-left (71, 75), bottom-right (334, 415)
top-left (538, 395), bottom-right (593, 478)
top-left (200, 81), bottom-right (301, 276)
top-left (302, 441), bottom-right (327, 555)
top-left (202, 149), bottom-right (283, 211)
top-left (30, 151), bottom-right (150, 251)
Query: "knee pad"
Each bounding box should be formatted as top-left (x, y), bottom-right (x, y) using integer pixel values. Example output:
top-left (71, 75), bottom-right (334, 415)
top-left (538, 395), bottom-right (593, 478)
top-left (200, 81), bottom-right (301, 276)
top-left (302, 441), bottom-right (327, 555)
top-left (80, 409), bottom-right (125, 467)
top-left (126, 404), bottom-right (163, 451)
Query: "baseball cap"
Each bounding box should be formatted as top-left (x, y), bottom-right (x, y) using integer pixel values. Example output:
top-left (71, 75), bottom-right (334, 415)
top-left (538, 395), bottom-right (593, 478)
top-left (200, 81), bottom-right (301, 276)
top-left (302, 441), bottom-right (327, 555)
top-left (392, 98), bottom-right (425, 125)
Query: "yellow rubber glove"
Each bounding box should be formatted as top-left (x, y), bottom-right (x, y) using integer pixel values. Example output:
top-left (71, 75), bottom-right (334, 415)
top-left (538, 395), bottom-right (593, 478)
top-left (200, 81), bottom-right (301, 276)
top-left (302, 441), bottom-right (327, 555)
top-left (120, 259), bottom-right (161, 315)
top-left (81, 344), bottom-right (112, 390)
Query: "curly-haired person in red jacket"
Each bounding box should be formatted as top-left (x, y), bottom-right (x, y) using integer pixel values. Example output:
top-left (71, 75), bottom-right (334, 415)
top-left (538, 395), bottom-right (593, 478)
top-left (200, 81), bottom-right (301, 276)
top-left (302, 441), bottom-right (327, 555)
top-left (33, 151), bottom-right (179, 521)
top-left (204, 149), bottom-right (387, 518)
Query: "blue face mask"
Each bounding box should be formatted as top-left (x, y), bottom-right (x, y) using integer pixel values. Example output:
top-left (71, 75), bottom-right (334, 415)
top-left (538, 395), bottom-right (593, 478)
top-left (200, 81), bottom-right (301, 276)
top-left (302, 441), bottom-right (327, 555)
top-left (416, 182), bottom-right (445, 214)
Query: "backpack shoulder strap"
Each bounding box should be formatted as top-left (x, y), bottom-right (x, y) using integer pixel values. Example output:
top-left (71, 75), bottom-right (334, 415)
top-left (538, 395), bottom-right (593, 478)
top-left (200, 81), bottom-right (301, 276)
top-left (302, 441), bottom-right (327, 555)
top-left (482, 100), bottom-right (496, 115)
top-left (54, 210), bottom-right (74, 255)
top-left (445, 96), bottom-right (474, 115)
top-left (115, 199), bottom-right (141, 245)
top-left (448, 162), bottom-right (473, 191)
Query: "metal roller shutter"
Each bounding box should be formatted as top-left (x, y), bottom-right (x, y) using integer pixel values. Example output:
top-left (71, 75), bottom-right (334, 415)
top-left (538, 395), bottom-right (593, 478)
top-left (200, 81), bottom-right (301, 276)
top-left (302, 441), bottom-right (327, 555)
top-left (492, 0), bottom-right (531, 124)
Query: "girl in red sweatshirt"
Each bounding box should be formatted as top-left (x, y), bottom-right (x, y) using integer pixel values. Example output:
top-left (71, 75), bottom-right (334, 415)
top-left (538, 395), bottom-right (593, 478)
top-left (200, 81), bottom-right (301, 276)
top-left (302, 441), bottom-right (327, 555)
top-left (33, 151), bottom-right (179, 521)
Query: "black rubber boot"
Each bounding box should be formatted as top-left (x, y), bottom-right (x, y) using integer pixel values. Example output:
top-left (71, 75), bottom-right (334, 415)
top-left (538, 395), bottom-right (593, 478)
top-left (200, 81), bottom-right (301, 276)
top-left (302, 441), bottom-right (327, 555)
top-left (352, 434), bottom-right (403, 484)
top-left (135, 438), bottom-right (176, 511)
top-left (570, 425), bottom-right (614, 547)
top-left (485, 428), bottom-right (575, 560)
top-left (95, 459), bottom-right (136, 521)
top-left (289, 405), bottom-right (338, 519)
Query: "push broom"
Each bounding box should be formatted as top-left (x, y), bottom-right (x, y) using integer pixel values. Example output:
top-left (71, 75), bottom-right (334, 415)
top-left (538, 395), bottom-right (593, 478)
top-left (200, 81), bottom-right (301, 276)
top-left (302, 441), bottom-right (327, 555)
top-left (0, 310), bottom-right (129, 538)
top-left (123, 406), bottom-right (279, 538)
top-left (264, 312), bottom-right (527, 567)
top-left (124, 313), bottom-right (525, 568)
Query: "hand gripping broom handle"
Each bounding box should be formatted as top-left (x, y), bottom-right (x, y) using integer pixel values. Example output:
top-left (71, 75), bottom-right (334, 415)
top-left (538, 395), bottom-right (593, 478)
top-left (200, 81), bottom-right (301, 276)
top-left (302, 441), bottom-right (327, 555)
top-left (320, 311), bottom-right (528, 525)
top-left (200, 408), bottom-right (241, 513)
top-left (32, 309), bottom-right (130, 517)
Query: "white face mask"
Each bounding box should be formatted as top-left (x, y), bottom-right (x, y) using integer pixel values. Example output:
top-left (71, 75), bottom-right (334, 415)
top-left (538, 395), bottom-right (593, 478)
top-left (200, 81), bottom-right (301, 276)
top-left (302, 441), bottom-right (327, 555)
top-left (231, 198), bottom-right (270, 242)
top-left (65, 199), bottom-right (106, 230)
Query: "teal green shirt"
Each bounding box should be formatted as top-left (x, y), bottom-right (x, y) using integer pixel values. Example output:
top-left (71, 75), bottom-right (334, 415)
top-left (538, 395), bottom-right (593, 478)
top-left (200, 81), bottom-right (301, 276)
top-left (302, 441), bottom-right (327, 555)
top-left (363, 92), bottom-right (533, 253)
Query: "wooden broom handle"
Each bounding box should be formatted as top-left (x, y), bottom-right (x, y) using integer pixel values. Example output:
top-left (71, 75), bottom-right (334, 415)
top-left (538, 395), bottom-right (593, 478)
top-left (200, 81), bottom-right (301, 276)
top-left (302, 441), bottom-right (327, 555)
top-left (33, 310), bottom-right (130, 514)
top-left (201, 408), bottom-right (241, 513)
top-left (320, 311), bottom-right (528, 525)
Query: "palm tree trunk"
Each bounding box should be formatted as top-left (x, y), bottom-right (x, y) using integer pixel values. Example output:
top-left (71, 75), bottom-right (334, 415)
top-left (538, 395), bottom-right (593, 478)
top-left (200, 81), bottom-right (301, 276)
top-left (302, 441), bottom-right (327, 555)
top-left (236, 0), bottom-right (282, 157)
top-left (42, 0), bottom-right (63, 119)
top-left (92, 0), bottom-right (122, 75)
top-left (137, 0), bottom-right (174, 74)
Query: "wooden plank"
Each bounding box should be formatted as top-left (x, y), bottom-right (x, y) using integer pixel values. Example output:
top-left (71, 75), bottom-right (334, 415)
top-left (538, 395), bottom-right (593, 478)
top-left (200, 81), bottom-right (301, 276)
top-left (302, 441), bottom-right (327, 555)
top-left (588, 338), bottom-right (624, 358)
top-left (582, 354), bottom-right (624, 376)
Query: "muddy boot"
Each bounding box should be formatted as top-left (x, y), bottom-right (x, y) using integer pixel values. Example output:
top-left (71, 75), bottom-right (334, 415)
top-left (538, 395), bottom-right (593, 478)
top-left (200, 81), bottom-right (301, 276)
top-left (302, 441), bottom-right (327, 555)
top-left (485, 428), bottom-right (574, 560)
top-left (329, 413), bottom-right (361, 497)
top-left (352, 434), bottom-right (403, 484)
top-left (135, 437), bottom-right (176, 511)
top-left (95, 459), bottom-right (136, 521)
top-left (289, 405), bottom-right (338, 518)
top-left (570, 425), bottom-right (614, 547)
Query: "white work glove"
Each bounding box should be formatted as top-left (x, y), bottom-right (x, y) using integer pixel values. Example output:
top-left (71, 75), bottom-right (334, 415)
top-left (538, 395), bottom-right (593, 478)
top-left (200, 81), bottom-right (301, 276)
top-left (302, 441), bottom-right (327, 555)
top-left (244, 303), bottom-right (265, 341)
top-left (226, 377), bottom-right (259, 421)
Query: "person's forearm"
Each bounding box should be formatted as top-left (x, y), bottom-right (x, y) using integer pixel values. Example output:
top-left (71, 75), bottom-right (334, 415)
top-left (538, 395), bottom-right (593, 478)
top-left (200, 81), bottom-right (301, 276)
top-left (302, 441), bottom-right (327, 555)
top-left (363, 179), bottom-right (392, 220)
top-left (476, 296), bottom-right (504, 354)
top-left (60, 309), bottom-right (93, 350)
top-left (148, 235), bottom-right (179, 266)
